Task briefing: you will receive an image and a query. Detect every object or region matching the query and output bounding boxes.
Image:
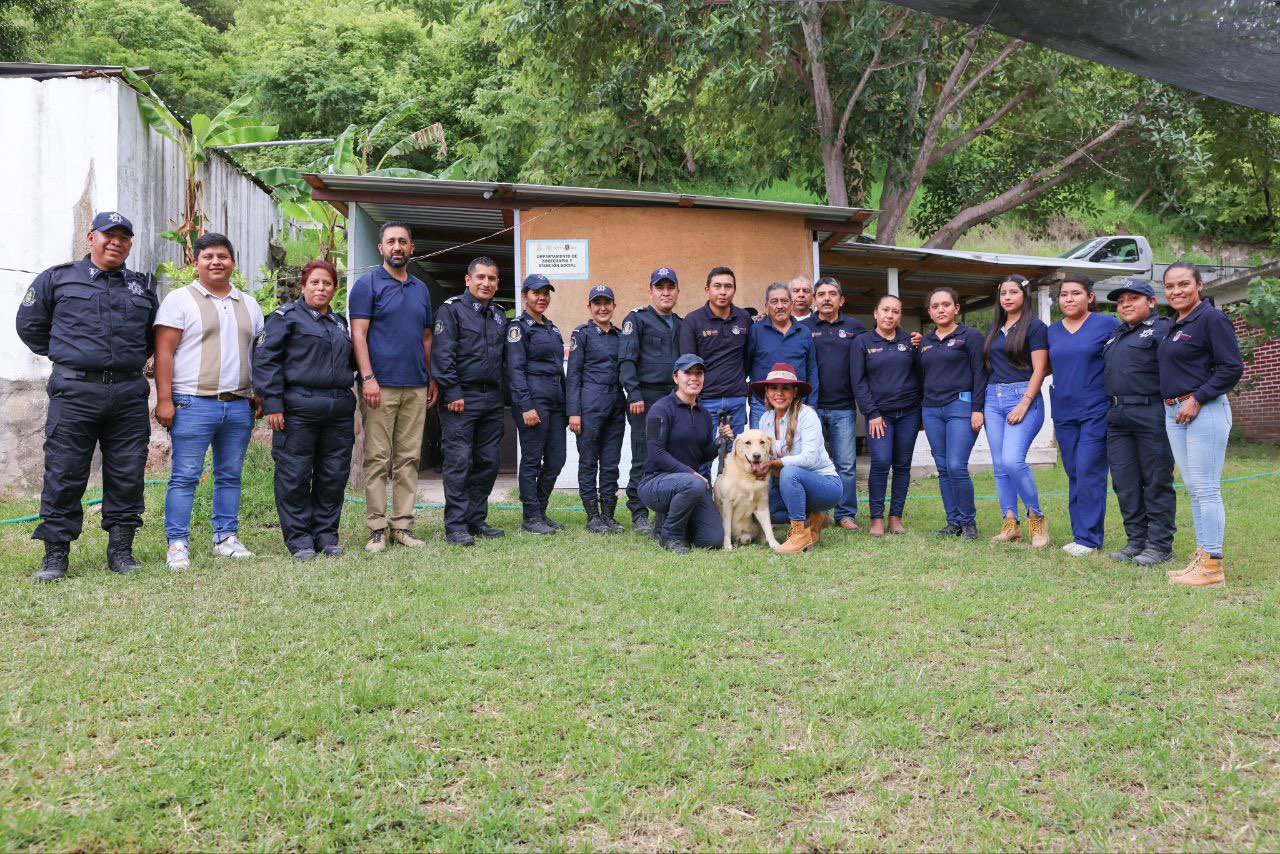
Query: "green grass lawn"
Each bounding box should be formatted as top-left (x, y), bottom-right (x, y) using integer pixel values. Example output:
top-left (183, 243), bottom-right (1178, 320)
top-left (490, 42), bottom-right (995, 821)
top-left (2, 443), bottom-right (1278, 850)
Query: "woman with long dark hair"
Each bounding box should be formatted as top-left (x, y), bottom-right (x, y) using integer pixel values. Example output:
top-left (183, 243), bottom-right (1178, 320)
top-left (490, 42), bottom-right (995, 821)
top-left (850, 294), bottom-right (921, 536)
top-left (982, 276), bottom-right (1051, 548)
top-left (919, 287), bottom-right (987, 539)
top-left (1159, 261), bottom-right (1243, 587)
top-left (1047, 274), bottom-right (1121, 556)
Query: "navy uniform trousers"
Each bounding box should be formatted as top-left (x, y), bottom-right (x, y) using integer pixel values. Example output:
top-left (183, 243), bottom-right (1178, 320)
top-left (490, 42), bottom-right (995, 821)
top-left (624, 384), bottom-right (672, 518)
top-left (272, 388), bottom-right (356, 552)
top-left (513, 403), bottom-right (567, 521)
top-left (37, 371), bottom-right (150, 543)
top-left (577, 382), bottom-right (626, 516)
top-left (439, 387), bottom-right (505, 534)
top-left (1107, 402), bottom-right (1176, 553)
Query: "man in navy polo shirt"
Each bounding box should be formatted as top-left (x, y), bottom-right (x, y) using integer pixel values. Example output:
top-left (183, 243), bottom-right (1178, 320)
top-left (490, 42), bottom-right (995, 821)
top-left (349, 221), bottom-right (438, 553)
top-left (676, 266), bottom-right (753, 478)
top-left (802, 276), bottom-right (867, 529)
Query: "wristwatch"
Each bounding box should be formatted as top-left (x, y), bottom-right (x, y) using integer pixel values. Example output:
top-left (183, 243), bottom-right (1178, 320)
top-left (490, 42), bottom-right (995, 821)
top-left (361, 373), bottom-right (375, 382)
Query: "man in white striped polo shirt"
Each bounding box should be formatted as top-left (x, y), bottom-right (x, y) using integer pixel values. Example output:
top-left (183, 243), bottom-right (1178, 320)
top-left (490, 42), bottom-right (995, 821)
top-left (153, 233), bottom-right (265, 570)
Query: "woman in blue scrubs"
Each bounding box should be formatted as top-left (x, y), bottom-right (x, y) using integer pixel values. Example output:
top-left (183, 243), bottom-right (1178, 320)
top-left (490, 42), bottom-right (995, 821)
top-left (1047, 274), bottom-right (1121, 556)
top-left (850, 294), bottom-right (922, 537)
top-left (983, 276), bottom-right (1051, 548)
top-left (919, 287), bottom-right (987, 539)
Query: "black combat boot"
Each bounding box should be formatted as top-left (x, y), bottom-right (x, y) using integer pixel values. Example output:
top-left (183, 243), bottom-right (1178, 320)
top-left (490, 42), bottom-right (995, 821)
top-left (106, 526), bottom-right (142, 575)
top-left (539, 502), bottom-right (563, 531)
top-left (34, 542), bottom-right (70, 583)
top-left (600, 498), bottom-right (625, 533)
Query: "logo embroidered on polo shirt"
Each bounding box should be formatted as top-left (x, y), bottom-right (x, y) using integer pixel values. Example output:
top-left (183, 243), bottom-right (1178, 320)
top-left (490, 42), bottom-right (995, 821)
top-left (731, 325), bottom-right (742, 335)
top-left (868, 347), bottom-right (882, 354)
top-left (898, 343), bottom-right (907, 351)
top-left (1173, 331), bottom-right (1191, 342)
top-left (947, 339), bottom-right (958, 347)
top-left (702, 330), bottom-right (717, 337)
top-left (837, 330), bottom-right (847, 338)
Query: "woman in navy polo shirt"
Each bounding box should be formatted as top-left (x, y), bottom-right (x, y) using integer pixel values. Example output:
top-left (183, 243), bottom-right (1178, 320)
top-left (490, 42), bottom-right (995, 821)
top-left (850, 294), bottom-right (921, 537)
top-left (919, 287), bottom-right (987, 539)
top-left (1047, 274), bottom-right (1121, 557)
top-left (983, 276), bottom-right (1051, 548)
top-left (1159, 261), bottom-right (1243, 588)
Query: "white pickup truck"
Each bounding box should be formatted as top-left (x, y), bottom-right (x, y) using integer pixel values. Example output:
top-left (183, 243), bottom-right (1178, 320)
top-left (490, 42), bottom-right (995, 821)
top-left (1060, 235), bottom-right (1158, 276)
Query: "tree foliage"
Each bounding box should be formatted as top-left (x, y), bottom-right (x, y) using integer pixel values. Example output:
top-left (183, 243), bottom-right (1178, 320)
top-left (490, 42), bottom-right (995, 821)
top-left (20, 0), bottom-right (1279, 251)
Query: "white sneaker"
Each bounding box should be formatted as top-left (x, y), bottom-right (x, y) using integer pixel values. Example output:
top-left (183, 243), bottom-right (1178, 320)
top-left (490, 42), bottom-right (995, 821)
top-left (1061, 542), bottom-right (1097, 557)
top-left (213, 535), bottom-right (254, 558)
top-left (166, 540), bottom-right (190, 570)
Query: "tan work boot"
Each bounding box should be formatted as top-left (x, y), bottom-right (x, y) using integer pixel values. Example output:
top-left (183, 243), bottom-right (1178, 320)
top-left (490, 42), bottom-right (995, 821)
top-left (990, 515), bottom-right (1021, 543)
top-left (364, 528), bottom-right (387, 554)
top-left (1168, 549), bottom-right (1207, 578)
top-left (887, 516), bottom-right (905, 535)
top-left (1170, 555), bottom-right (1225, 588)
top-left (390, 529), bottom-right (425, 548)
top-left (807, 511), bottom-right (827, 544)
top-left (838, 518), bottom-right (860, 531)
top-left (1027, 510), bottom-right (1049, 549)
top-left (775, 521), bottom-right (814, 553)
top-left (868, 518), bottom-right (885, 537)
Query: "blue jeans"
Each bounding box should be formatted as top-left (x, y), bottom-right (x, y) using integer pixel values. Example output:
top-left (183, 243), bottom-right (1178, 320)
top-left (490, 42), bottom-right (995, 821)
top-left (984, 382), bottom-right (1045, 520)
top-left (164, 394), bottom-right (254, 543)
top-left (769, 466), bottom-right (843, 522)
top-left (1165, 395), bottom-right (1231, 555)
top-left (922, 399), bottom-right (979, 526)
top-left (866, 407), bottom-right (920, 520)
top-left (699, 396), bottom-right (746, 479)
top-left (816, 407), bottom-right (858, 521)
top-left (1055, 413), bottom-right (1109, 549)
top-left (637, 472), bottom-right (724, 548)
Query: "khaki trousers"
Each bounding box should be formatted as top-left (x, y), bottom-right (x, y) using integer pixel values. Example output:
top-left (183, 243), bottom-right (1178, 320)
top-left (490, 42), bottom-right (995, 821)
top-left (361, 385), bottom-right (428, 531)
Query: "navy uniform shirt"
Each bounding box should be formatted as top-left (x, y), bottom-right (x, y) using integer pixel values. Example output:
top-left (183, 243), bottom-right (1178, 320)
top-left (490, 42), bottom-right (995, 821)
top-left (618, 306), bottom-right (682, 398)
top-left (567, 321), bottom-right (623, 416)
top-left (253, 300), bottom-right (356, 415)
top-left (986, 317), bottom-right (1049, 385)
top-left (1048, 312), bottom-right (1123, 421)
top-left (676, 302), bottom-right (753, 398)
top-left (643, 392), bottom-right (718, 477)
top-left (850, 328), bottom-right (921, 419)
top-left (16, 256), bottom-right (157, 372)
top-left (346, 266), bottom-right (433, 387)
top-left (1102, 314), bottom-right (1170, 399)
top-left (802, 313), bottom-right (866, 409)
top-left (506, 314), bottom-right (566, 411)
top-left (747, 318), bottom-right (819, 405)
top-left (919, 324), bottom-right (988, 412)
top-left (1157, 301), bottom-right (1244, 402)
top-left (432, 290), bottom-right (508, 405)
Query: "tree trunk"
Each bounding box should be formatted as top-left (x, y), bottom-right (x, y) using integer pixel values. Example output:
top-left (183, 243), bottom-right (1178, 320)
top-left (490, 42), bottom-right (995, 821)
top-left (1129, 184), bottom-right (1155, 213)
top-left (800, 1), bottom-right (849, 208)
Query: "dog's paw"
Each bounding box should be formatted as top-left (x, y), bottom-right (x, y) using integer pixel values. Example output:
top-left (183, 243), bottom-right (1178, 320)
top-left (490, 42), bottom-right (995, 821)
top-left (736, 534), bottom-right (754, 545)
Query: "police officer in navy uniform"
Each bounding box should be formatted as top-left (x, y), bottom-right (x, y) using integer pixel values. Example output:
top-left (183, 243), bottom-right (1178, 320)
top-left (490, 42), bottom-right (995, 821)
top-left (618, 266), bottom-right (682, 534)
top-left (252, 259), bottom-right (357, 561)
top-left (432, 256), bottom-right (509, 546)
top-left (16, 212), bottom-right (157, 582)
top-left (507, 273), bottom-right (568, 535)
top-left (1102, 278), bottom-right (1177, 566)
top-left (568, 284), bottom-right (627, 534)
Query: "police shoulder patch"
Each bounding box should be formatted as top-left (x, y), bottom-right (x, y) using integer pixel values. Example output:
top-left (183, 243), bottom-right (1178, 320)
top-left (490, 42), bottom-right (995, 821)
top-left (434, 320), bottom-right (444, 334)
top-left (256, 331), bottom-right (266, 346)
top-left (570, 335), bottom-right (579, 350)
top-left (22, 286), bottom-right (36, 307)
top-left (622, 320), bottom-right (634, 335)
top-left (508, 326), bottom-right (522, 343)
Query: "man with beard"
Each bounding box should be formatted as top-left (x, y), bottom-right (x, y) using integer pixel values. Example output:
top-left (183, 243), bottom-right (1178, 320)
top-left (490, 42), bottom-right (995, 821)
top-left (349, 221), bottom-right (438, 553)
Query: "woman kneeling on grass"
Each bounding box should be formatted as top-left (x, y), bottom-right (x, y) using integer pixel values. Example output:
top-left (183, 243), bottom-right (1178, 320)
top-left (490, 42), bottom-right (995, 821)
top-left (756, 362), bottom-right (843, 553)
top-left (637, 354), bottom-right (733, 553)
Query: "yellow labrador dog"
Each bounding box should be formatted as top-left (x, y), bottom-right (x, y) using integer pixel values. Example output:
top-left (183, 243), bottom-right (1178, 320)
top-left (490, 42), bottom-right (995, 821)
top-left (714, 429), bottom-right (781, 550)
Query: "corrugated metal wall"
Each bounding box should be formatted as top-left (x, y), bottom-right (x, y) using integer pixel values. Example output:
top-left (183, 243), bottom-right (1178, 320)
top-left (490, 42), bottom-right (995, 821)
top-left (115, 78), bottom-right (280, 289)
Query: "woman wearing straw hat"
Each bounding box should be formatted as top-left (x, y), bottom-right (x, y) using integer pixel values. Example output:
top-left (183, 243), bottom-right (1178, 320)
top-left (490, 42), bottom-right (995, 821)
top-left (754, 362), bottom-right (843, 553)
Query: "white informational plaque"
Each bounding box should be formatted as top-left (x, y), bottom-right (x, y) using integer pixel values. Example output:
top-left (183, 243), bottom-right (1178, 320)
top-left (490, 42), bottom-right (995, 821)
top-left (525, 239), bottom-right (589, 280)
